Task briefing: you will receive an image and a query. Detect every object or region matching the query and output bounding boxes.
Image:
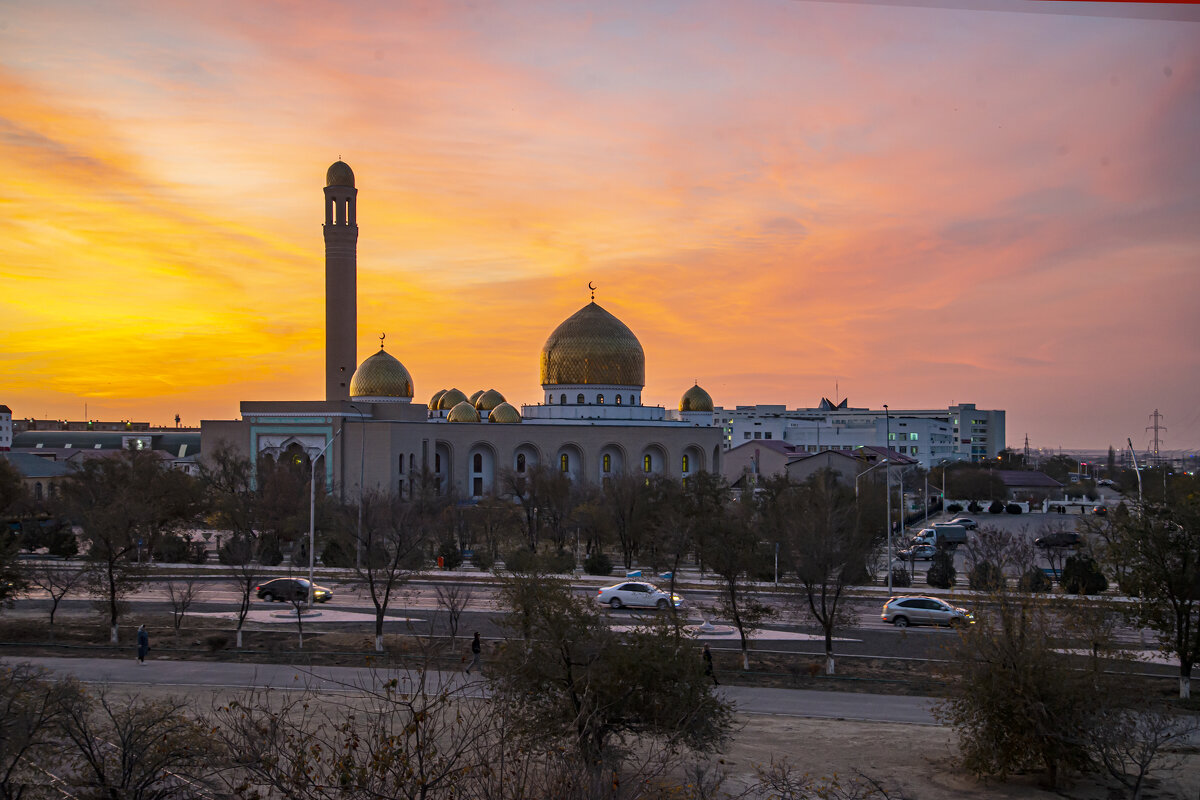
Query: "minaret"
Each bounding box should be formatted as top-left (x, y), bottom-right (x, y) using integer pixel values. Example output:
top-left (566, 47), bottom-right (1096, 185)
top-left (323, 160), bottom-right (357, 401)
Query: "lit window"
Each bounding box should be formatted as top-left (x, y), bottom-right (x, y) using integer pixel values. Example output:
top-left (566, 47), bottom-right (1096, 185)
top-left (561, 454), bottom-right (569, 472)
top-left (682, 455), bottom-right (689, 472)
top-left (888, 433), bottom-right (896, 441)
top-left (603, 454), bottom-right (611, 473)
top-left (643, 455), bottom-right (652, 472)
top-left (597, 394), bottom-right (605, 404)
top-left (615, 395), bottom-right (622, 405)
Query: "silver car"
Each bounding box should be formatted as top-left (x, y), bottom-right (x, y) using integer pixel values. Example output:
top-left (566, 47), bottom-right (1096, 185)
top-left (881, 596), bottom-right (973, 628)
top-left (596, 581), bottom-right (683, 610)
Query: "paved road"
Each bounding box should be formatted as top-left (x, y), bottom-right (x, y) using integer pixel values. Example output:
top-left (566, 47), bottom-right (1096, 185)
top-left (7, 655), bottom-right (939, 726)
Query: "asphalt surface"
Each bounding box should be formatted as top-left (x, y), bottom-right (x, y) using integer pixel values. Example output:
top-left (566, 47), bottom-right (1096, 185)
top-left (7, 655), bottom-right (940, 726)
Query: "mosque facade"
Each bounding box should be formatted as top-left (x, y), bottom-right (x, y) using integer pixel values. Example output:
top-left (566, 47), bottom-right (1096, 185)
top-left (200, 161), bottom-right (720, 500)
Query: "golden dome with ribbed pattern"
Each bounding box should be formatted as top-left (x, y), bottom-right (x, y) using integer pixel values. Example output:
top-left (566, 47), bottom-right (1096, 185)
top-left (475, 389), bottom-right (506, 411)
top-left (437, 388), bottom-right (468, 411)
top-left (349, 348), bottom-right (413, 399)
top-left (679, 384), bottom-right (714, 413)
top-left (326, 160), bottom-right (355, 188)
top-left (540, 302), bottom-right (645, 387)
top-left (428, 389), bottom-right (447, 410)
top-left (487, 402), bottom-right (521, 423)
top-left (468, 390), bottom-right (485, 405)
top-left (446, 400), bottom-right (481, 423)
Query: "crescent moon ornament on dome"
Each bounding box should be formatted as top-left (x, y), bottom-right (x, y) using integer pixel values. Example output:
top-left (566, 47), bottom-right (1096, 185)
top-left (588, 281), bottom-right (596, 301)
top-left (379, 332), bottom-right (386, 349)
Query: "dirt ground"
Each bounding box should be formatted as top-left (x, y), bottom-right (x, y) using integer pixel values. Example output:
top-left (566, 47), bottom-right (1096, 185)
top-left (93, 683), bottom-right (1200, 800)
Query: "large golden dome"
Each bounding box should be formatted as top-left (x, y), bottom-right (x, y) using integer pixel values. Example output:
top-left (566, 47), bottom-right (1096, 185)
top-left (540, 302), bottom-right (645, 387)
top-left (326, 160), bottom-right (355, 188)
top-left (679, 383), bottom-right (714, 412)
top-left (446, 400), bottom-right (481, 423)
top-left (475, 388), bottom-right (506, 411)
top-left (438, 388), bottom-right (468, 411)
top-left (487, 402), bottom-right (521, 423)
top-left (349, 348), bottom-right (413, 399)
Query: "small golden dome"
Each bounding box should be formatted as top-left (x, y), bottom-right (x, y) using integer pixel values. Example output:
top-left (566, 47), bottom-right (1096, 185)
top-left (540, 302), bottom-right (645, 387)
top-left (438, 388), bottom-right (468, 411)
top-left (474, 388), bottom-right (506, 411)
top-left (350, 348), bottom-right (413, 399)
top-left (679, 384), bottom-right (714, 412)
top-left (487, 402), bottom-right (522, 423)
top-left (468, 390), bottom-right (485, 405)
top-left (446, 400), bottom-right (481, 423)
top-left (326, 160), bottom-right (355, 188)
top-left (428, 389), bottom-right (447, 410)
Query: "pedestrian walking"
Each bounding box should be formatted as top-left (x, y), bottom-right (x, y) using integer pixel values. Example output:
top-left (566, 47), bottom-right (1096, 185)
top-left (703, 643), bottom-right (718, 686)
top-left (136, 624), bottom-right (150, 664)
top-left (465, 631), bottom-right (482, 674)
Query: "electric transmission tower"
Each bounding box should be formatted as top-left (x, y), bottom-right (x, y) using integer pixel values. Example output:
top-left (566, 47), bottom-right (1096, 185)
top-left (1146, 409), bottom-right (1167, 466)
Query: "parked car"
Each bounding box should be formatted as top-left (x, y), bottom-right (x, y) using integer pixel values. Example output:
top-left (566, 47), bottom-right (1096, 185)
top-left (1097, 479), bottom-right (1115, 487)
top-left (897, 544), bottom-right (938, 561)
top-left (596, 581), bottom-right (682, 610)
top-left (881, 596), bottom-right (974, 628)
top-left (1034, 531), bottom-right (1081, 549)
top-left (1092, 506), bottom-right (1108, 516)
top-left (256, 578), bottom-right (333, 603)
top-left (948, 517), bottom-right (978, 530)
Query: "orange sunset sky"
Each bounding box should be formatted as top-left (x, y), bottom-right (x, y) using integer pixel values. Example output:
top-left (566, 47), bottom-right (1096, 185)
top-left (1, 1), bottom-right (1198, 450)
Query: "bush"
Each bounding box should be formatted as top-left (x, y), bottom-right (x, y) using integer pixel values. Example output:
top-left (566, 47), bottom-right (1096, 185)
top-left (153, 534), bottom-right (206, 564)
top-left (968, 500), bottom-right (982, 514)
top-left (926, 549), bottom-right (957, 589)
top-left (320, 538), bottom-right (353, 568)
top-left (218, 536), bottom-right (254, 565)
top-left (946, 503), bottom-right (963, 514)
top-left (1061, 556), bottom-right (1108, 595)
top-left (204, 634), bottom-right (229, 652)
top-left (471, 549), bottom-right (495, 572)
top-left (543, 549), bottom-right (576, 574)
top-left (890, 566), bottom-right (912, 588)
top-left (502, 548), bottom-right (536, 573)
top-left (437, 540), bottom-right (464, 571)
top-left (584, 550), bottom-right (614, 576)
top-left (968, 560), bottom-right (1006, 592)
top-left (45, 526), bottom-right (78, 558)
top-left (258, 540), bottom-right (283, 566)
top-left (1005, 503), bottom-right (1022, 515)
top-left (1018, 567), bottom-right (1052, 593)
top-left (986, 500), bottom-right (1004, 514)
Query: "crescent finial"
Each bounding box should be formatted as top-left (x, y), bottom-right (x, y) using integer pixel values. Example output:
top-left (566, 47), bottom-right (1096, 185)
top-left (379, 332), bottom-right (386, 349)
top-left (588, 281), bottom-right (596, 300)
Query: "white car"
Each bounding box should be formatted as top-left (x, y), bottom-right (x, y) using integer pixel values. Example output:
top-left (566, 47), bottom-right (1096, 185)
top-left (596, 581), bottom-right (683, 610)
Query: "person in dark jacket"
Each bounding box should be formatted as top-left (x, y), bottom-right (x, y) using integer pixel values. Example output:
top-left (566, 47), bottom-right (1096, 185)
top-left (136, 625), bottom-right (150, 664)
top-left (465, 632), bottom-right (482, 674)
top-left (703, 643), bottom-right (718, 686)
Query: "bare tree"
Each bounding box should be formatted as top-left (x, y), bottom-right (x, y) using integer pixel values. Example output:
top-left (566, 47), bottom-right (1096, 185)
top-left (701, 497), bottom-right (776, 671)
top-left (0, 664), bottom-right (85, 799)
top-left (56, 686), bottom-right (221, 799)
top-left (348, 490), bottom-right (430, 652)
top-left (1089, 705), bottom-right (1200, 800)
top-left (433, 582), bottom-right (473, 641)
top-left (163, 578), bottom-right (205, 640)
top-left (21, 562), bottom-right (86, 637)
top-left (770, 469), bottom-right (877, 675)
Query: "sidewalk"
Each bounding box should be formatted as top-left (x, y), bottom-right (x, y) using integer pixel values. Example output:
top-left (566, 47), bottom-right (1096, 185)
top-left (8, 655), bottom-right (939, 726)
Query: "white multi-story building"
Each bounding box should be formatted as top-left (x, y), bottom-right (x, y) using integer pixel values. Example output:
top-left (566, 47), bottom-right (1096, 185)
top-left (0, 405), bottom-right (11, 451)
top-left (711, 399), bottom-right (1004, 470)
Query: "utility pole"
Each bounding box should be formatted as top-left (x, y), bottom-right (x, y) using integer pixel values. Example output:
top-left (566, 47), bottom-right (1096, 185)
top-left (1023, 433), bottom-right (1030, 466)
top-left (884, 404), bottom-right (893, 594)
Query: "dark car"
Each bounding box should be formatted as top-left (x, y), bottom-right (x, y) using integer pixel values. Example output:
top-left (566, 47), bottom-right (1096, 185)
top-left (255, 578), bottom-right (333, 603)
top-left (1092, 506), bottom-right (1108, 516)
top-left (1034, 531), bottom-right (1081, 549)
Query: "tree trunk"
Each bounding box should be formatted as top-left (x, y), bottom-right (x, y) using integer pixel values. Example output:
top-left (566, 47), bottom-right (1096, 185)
top-left (376, 612), bottom-right (386, 652)
top-left (1180, 674), bottom-right (1191, 700)
top-left (825, 628), bottom-right (835, 675)
top-left (110, 623), bottom-right (118, 645)
top-left (376, 634), bottom-right (384, 653)
top-left (742, 647), bottom-right (750, 671)
top-left (236, 628), bottom-right (243, 649)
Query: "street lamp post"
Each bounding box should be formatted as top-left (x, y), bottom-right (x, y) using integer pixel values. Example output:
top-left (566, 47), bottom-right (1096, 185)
top-left (855, 458), bottom-right (888, 498)
top-left (308, 428), bottom-right (343, 607)
top-left (884, 405), bottom-right (893, 594)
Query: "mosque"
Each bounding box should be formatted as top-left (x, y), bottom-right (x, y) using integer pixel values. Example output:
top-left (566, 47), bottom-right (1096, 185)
top-left (200, 161), bottom-right (721, 500)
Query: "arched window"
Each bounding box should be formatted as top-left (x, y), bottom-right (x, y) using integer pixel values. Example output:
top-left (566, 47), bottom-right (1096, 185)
top-left (603, 454), bottom-right (611, 473)
top-left (576, 393), bottom-right (585, 404)
top-left (561, 454), bottom-right (570, 472)
top-left (473, 453), bottom-right (483, 472)
top-left (398, 454), bottom-right (405, 474)
top-left (643, 455), bottom-right (652, 473)
top-left (435, 453), bottom-right (442, 472)
top-left (516, 453), bottom-right (526, 473)
top-left (34, 482), bottom-right (43, 501)
top-left (615, 395), bottom-right (622, 405)
top-left (597, 394), bottom-right (605, 405)
top-left (560, 393), bottom-right (567, 405)
top-left (682, 454), bottom-right (690, 473)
